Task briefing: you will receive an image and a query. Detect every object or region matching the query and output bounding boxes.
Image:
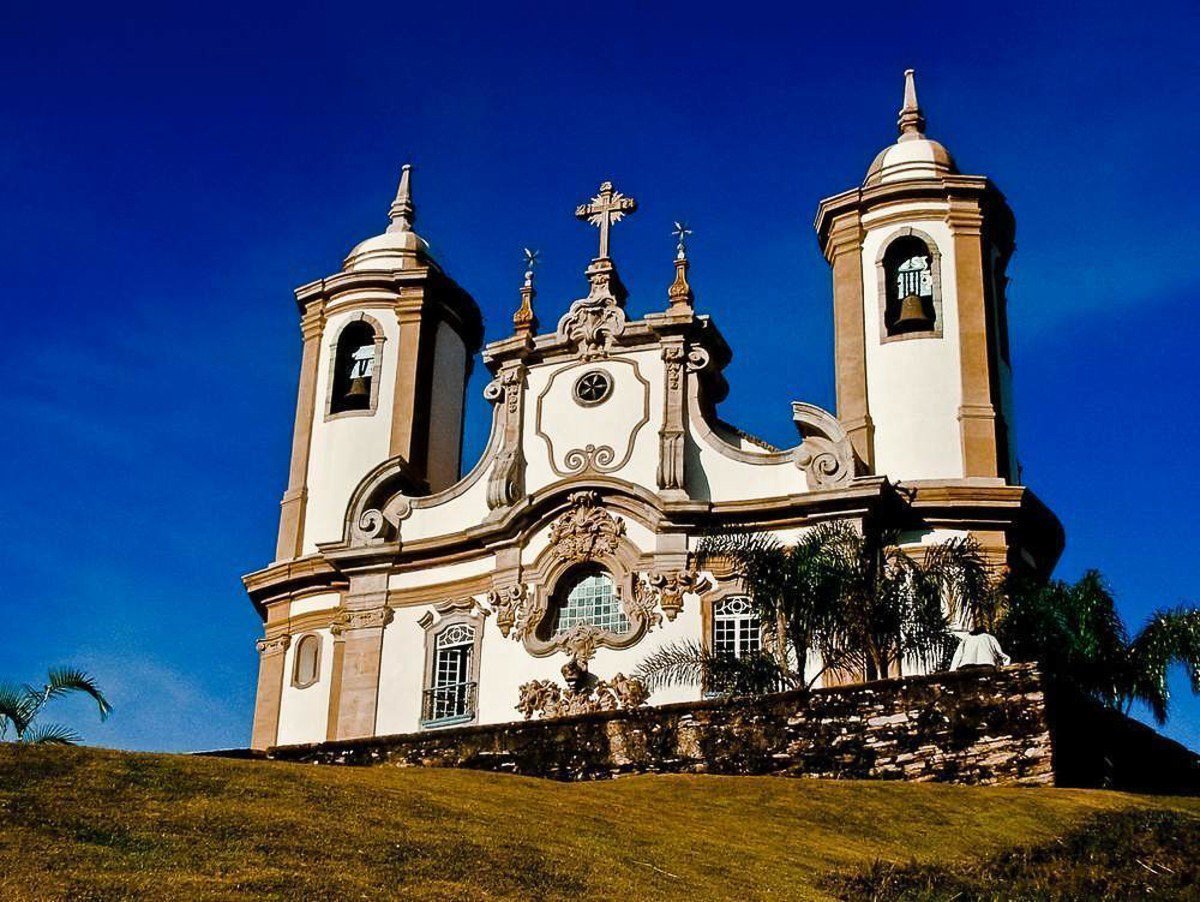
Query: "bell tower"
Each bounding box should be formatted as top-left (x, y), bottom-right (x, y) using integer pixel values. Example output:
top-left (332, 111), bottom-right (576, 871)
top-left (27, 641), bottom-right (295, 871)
top-left (815, 71), bottom-right (1017, 484)
top-left (274, 165), bottom-right (484, 561)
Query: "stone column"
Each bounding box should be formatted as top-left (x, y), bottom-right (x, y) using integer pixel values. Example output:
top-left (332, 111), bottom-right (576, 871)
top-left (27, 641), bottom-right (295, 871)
top-left (275, 301), bottom-right (325, 561)
top-left (827, 213), bottom-right (874, 470)
top-left (949, 199), bottom-right (1000, 478)
top-left (330, 569), bottom-right (393, 740)
top-left (250, 633), bottom-right (290, 750)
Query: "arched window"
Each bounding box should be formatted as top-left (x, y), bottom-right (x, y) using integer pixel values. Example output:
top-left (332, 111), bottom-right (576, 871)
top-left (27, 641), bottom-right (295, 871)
top-left (424, 623), bottom-right (476, 725)
top-left (882, 235), bottom-right (939, 337)
top-left (292, 634), bottom-right (321, 688)
top-left (552, 569), bottom-right (628, 637)
top-left (712, 596), bottom-right (761, 658)
top-left (329, 320), bottom-right (378, 414)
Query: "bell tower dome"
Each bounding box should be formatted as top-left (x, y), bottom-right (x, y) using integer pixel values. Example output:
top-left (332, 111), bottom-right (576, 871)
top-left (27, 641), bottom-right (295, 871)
top-left (274, 165), bottom-right (483, 562)
top-left (814, 70), bottom-right (1017, 484)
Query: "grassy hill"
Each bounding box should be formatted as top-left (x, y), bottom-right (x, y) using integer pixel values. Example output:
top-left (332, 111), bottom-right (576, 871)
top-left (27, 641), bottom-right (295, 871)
top-left (1, 745), bottom-right (1198, 900)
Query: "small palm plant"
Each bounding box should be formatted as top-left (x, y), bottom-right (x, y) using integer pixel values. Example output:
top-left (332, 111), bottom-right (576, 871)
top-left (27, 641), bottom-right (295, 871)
top-left (637, 522), bottom-right (993, 695)
top-left (0, 667), bottom-right (112, 744)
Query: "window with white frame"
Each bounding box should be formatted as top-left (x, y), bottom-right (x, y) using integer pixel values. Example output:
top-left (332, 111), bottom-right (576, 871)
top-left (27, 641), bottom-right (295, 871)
top-left (712, 596), bottom-right (761, 658)
top-left (552, 570), bottom-right (628, 636)
top-left (423, 623), bottom-right (476, 725)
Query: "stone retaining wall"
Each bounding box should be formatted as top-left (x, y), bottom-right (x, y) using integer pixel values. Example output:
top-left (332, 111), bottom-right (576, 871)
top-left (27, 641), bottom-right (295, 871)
top-left (269, 663), bottom-right (1054, 786)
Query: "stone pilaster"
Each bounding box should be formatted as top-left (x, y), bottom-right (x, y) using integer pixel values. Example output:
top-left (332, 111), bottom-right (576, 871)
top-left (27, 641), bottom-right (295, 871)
top-left (275, 301), bottom-right (325, 561)
top-left (948, 199), bottom-right (1000, 478)
top-left (250, 633), bottom-right (291, 750)
top-left (827, 213), bottom-right (874, 470)
top-left (329, 569), bottom-right (393, 740)
top-left (486, 362), bottom-right (527, 512)
top-left (656, 337), bottom-right (687, 497)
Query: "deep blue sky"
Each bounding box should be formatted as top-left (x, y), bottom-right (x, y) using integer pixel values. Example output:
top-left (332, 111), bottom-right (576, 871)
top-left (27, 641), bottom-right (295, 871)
top-left (2, 2), bottom-right (1198, 751)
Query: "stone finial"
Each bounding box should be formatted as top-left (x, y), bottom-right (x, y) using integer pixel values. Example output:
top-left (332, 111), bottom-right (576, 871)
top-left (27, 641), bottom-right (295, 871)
top-left (387, 163), bottom-right (416, 233)
top-left (667, 221), bottom-right (694, 309)
top-left (897, 69), bottom-right (927, 141)
top-left (513, 248), bottom-right (539, 338)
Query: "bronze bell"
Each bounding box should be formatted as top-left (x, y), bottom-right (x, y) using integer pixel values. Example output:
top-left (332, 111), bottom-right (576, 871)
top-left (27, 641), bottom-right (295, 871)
top-left (894, 293), bottom-right (933, 332)
top-left (345, 376), bottom-right (370, 400)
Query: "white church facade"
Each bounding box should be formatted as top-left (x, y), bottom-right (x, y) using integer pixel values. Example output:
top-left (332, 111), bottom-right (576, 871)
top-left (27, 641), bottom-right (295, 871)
top-left (245, 72), bottom-right (1063, 750)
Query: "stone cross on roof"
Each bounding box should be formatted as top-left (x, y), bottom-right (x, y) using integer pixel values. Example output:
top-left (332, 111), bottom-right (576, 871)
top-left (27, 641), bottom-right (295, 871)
top-left (575, 181), bottom-right (637, 261)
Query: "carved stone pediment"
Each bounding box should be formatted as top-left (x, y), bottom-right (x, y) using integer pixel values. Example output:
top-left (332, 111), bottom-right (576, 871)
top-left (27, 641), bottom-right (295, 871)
top-left (548, 491), bottom-right (627, 563)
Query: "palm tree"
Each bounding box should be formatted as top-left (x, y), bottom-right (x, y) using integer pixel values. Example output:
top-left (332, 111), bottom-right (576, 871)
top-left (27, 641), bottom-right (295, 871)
top-left (637, 522), bottom-right (993, 695)
top-left (995, 571), bottom-right (1200, 724)
top-left (0, 667), bottom-right (112, 744)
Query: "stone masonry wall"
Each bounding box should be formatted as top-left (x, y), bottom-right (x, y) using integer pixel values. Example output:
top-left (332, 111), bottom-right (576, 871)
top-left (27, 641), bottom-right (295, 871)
top-left (269, 663), bottom-right (1054, 786)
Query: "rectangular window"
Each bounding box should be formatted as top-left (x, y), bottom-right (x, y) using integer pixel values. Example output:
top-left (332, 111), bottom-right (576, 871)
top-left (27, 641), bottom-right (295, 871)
top-left (423, 624), bottom-right (477, 726)
top-left (712, 596), bottom-right (761, 658)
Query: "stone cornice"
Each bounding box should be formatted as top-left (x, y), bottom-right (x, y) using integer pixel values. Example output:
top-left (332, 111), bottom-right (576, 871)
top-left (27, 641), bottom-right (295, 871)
top-left (292, 266), bottom-right (484, 354)
top-left (243, 555), bottom-right (347, 614)
top-left (814, 174), bottom-right (1014, 258)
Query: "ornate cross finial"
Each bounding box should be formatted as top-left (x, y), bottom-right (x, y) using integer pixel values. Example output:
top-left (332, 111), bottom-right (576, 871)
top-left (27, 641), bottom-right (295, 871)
top-left (672, 221), bottom-right (692, 261)
top-left (575, 180), bottom-right (638, 260)
top-left (513, 248), bottom-right (539, 338)
top-left (897, 69), bottom-right (926, 141)
top-left (387, 163), bottom-right (416, 233)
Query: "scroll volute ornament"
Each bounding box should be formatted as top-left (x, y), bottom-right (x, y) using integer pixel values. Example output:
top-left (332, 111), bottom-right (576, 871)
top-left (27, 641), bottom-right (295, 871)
top-left (549, 491), bottom-right (626, 563)
top-left (487, 584), bottom-right (528, 639)
top-left (648, 569), bottom-right (713, 621)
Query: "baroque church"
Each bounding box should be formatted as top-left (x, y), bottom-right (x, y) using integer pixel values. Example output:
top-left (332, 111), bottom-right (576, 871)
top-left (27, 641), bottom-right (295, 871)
top-left (245, 71), bottom-right (1063, 750)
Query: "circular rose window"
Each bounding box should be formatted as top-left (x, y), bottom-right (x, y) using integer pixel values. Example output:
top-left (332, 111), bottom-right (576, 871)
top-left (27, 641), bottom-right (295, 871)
top-left (573, 370), bottom-right (613, 406)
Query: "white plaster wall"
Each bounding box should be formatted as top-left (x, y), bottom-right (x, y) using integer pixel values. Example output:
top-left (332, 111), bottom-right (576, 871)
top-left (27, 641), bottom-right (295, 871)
top-left (388, 556), bottom-right (494, 591)
top-left (275, 628), bottom-right (334, 746)
top-left (374, 605), bottom-right (429, 736)
top-left (288, 591), bottom-right (341, 617)
top-left (861, 218), bottom-right (965, 481)
top-left (523, 349), bottom-right (663, 495)
top-left (686, 423), bottom-right (805, 501)
top-left (425, 321), bottom-right (468, 491)
top-left (302, 307), bottom-right (400, 552)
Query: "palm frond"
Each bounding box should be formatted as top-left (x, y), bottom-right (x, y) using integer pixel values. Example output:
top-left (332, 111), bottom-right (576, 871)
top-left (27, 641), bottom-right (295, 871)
top-left (44, 667), bottom-right (112, 721)
top-left (1126, 607), bottom-right (1200, 724)
top-left (635, 641), bottom-right (713, 690)
top-left (23, 722), bottom-right (83, 745)
top-left (634, 641), bottom-right (786, 696)
top-left (0, 684), bottom-right (37, 739)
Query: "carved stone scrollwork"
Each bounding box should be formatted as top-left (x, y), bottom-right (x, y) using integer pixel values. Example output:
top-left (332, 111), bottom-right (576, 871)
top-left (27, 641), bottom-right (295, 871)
top-left (548, 491), bottom-right (627, 563)
top-left (486, 584), bottom-right (527, 639)
top-left (792, 401), bottom-right (857, 488)
top-left (556, 260), bottom-right (628, 360)
top-left (330, 606), bottom-right (395, 636)
top-left (686, 346), bottom-right (711, 373)
top-left (647, 569), bottom-right (714, 622)
top-left (486, 366), bottom-right (527, 510)
top-left (355, 508), bottom-right (389, 543)
top-left (516, 672), bottom-right (649, 720)
top-left (630, 576), bottom-right (665, 630)
top-left (256, 634), bottom-right (291, 656)
top-left (486, 446), bottom-right (525, 509)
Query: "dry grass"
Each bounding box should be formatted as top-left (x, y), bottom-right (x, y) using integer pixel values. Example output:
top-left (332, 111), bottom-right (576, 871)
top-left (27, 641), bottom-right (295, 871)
top-left (1, 744), bottom-right (1197, 900)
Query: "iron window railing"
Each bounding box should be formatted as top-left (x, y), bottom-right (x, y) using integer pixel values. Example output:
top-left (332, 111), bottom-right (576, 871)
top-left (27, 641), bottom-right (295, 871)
top-left (421, 681), bottom-right (477, 727)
